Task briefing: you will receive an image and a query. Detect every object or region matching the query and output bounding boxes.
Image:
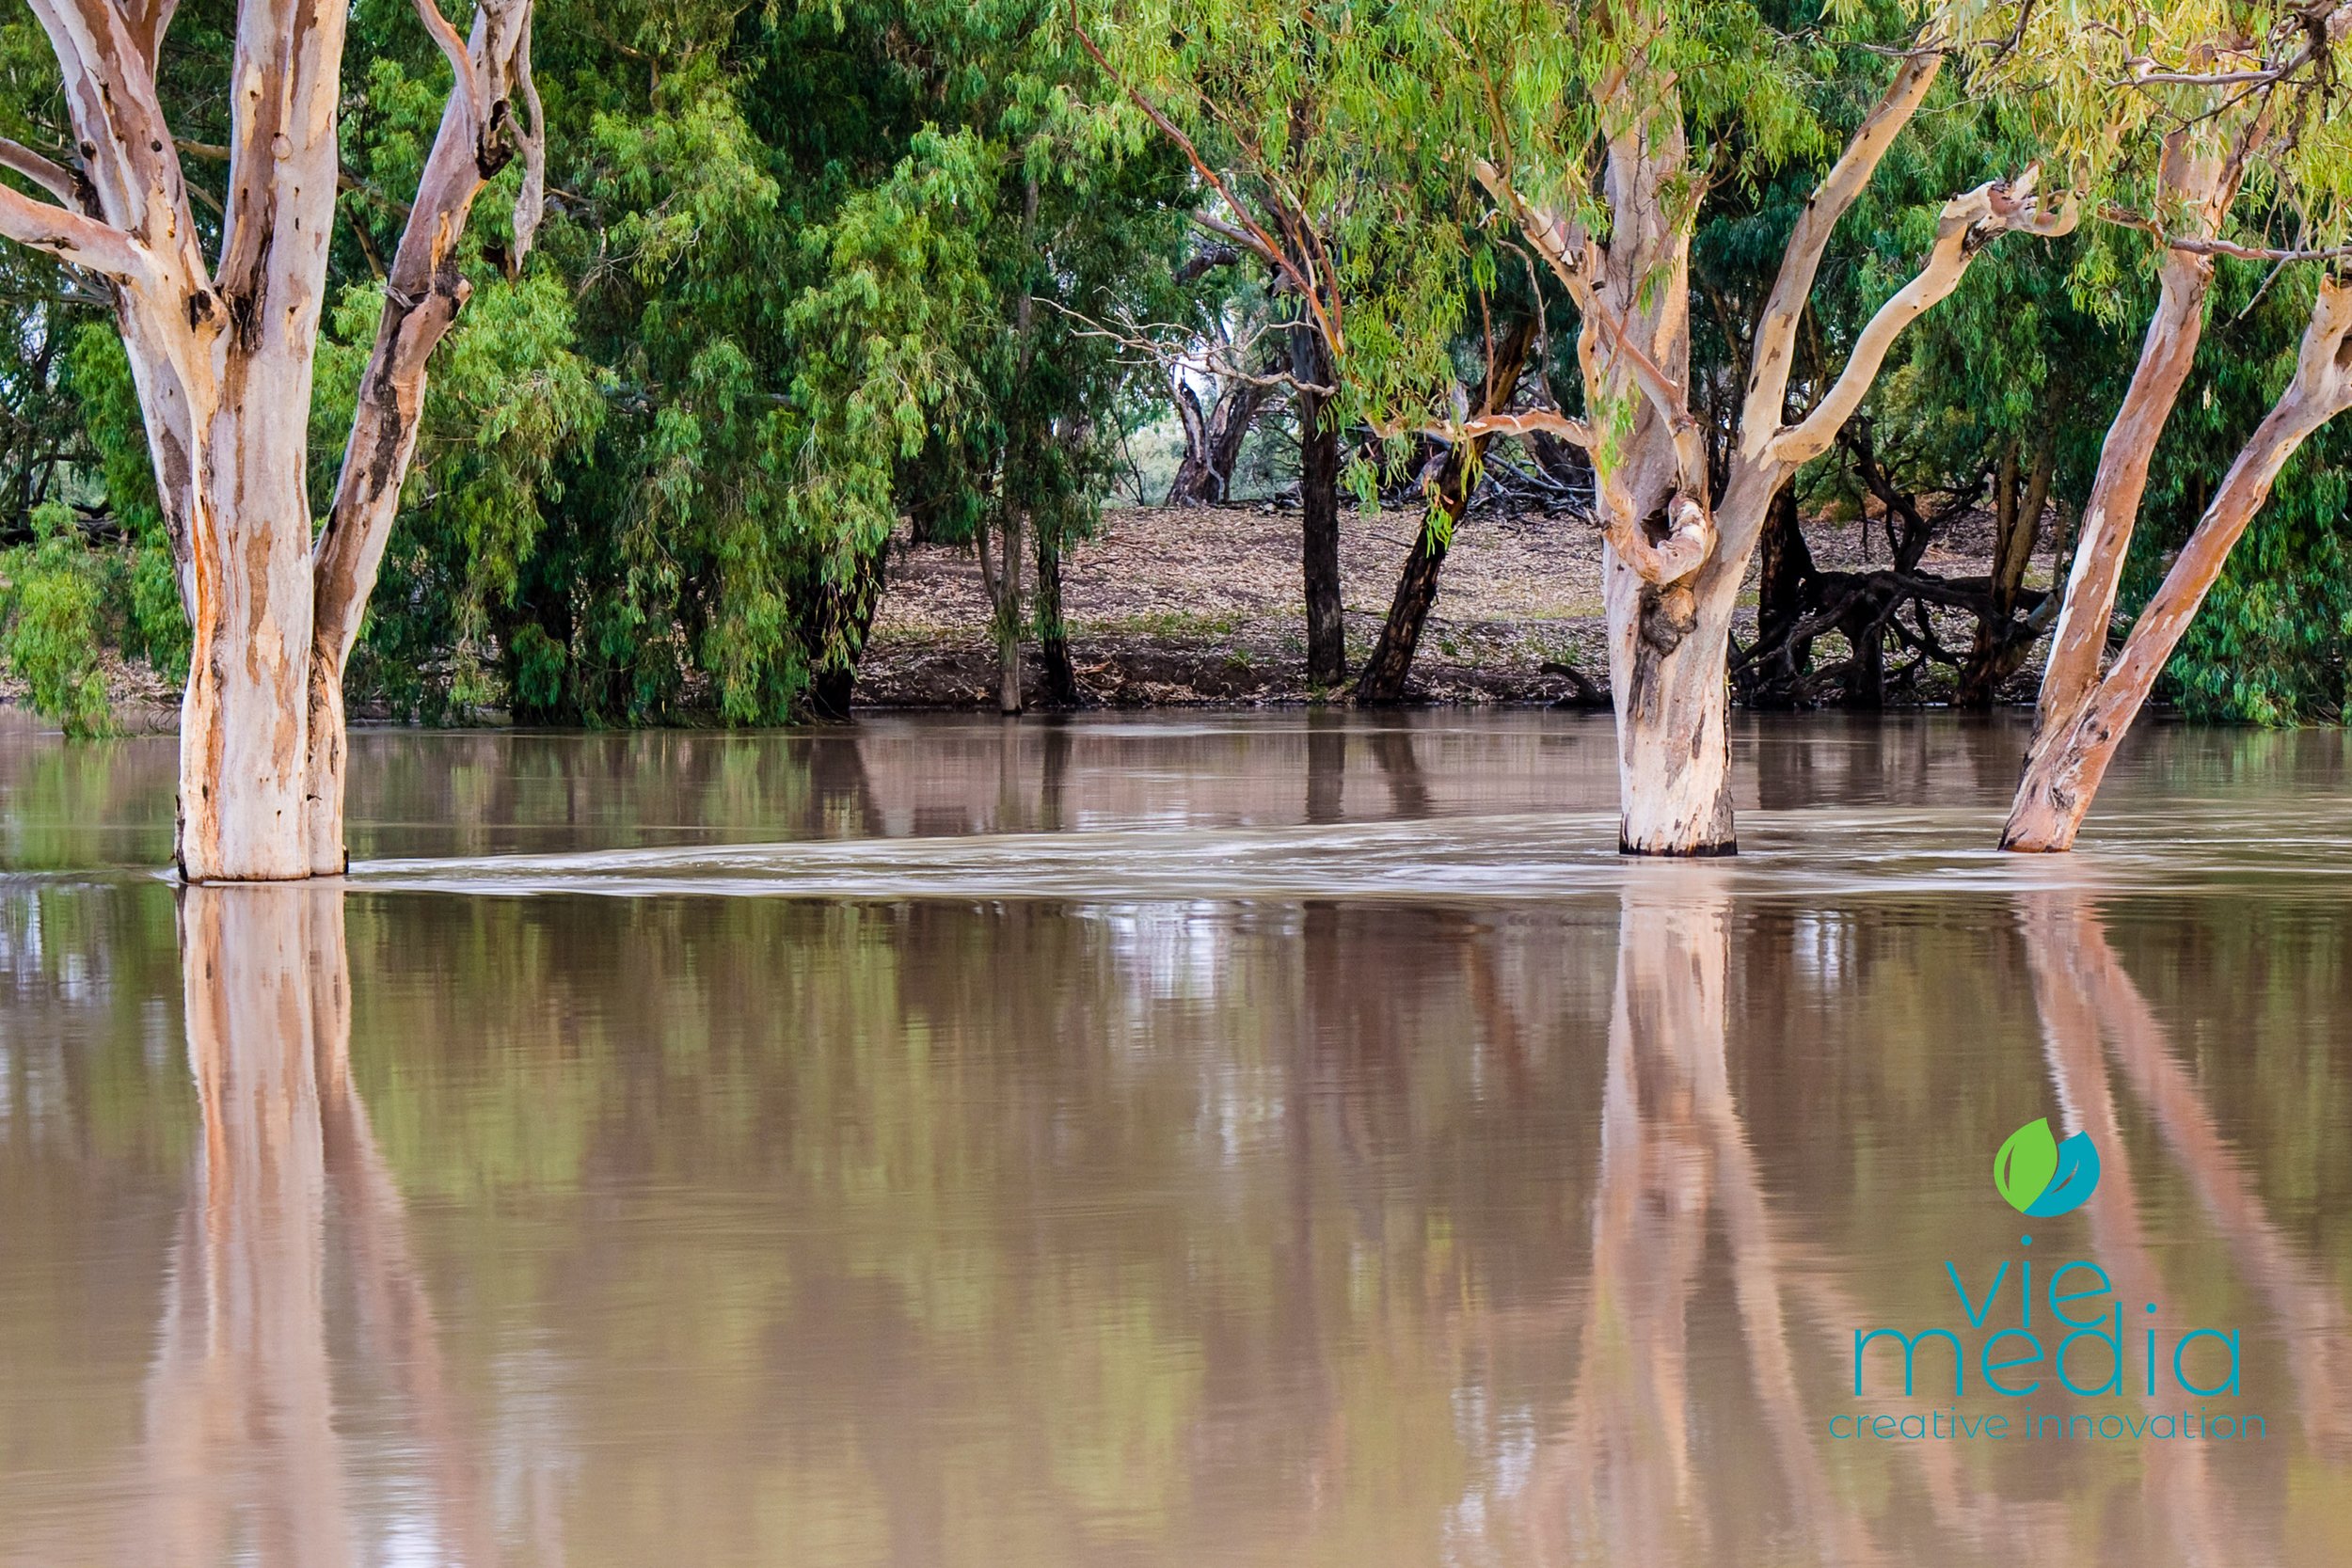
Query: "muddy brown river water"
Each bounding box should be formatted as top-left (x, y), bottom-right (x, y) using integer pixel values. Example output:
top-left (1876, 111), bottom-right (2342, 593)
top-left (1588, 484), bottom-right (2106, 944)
top-left (3, 710), bottom-right (2351, 1565)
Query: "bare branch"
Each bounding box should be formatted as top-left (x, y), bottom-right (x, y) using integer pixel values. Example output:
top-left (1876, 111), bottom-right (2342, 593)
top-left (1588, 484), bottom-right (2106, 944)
top-left (1453, 408), bottom-right (1595, 448)
top-left (509, 10), bottom-right (545, 266)
top-left (1189, 211), bottom-right (1280, 270)
top-left (1039, 297), bottom-right (1336, 395)
top-left (2099, 201), bottom-right (2352, 262)
top-left (0, 138), bottom-right (78, 205)
top-left (1065, 0), bottom-right (1341, 356)
top-left (1741, 49), bottom-right (1942, 445)
top-left (0, 178), bottom-right (149, 279)
top-left (412, 0), bottom-right (485, 127)
top-left (1769, 172), bottom-right (2078, 468)
top-left (315, 0), bottom-right (541, 668)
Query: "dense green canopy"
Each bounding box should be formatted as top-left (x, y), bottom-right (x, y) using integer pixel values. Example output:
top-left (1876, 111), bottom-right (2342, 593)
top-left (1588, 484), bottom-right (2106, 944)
top-left (2, 0), bottom-right (2349, 732)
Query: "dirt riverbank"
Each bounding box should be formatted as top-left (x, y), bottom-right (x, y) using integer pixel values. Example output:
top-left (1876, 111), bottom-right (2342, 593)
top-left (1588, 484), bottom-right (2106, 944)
top-left (857, 500), bottom-right (2061, 708)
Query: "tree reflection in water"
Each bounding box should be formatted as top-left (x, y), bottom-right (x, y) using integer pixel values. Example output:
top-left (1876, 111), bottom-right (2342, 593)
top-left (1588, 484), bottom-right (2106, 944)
top-left (142, 886), bottom-right (492, 1567)
top-left (75, 869), bottom-right (2352, 1566)
top-left (1512, 871), bottom-right (1882, 1565)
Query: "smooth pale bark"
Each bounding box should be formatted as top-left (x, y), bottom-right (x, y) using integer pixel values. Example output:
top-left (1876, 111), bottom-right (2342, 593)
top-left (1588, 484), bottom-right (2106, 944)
top-left (1478, 48), bottom-right (2071, 853)
top-left (2004, 277), bottom-right (2352, 850)
top-left (2011, 136), bottom-right (2247, 797)
top-left (306, 8), bottom-right (542, 872)
top-left (0, 0), bottom-right (542, 879)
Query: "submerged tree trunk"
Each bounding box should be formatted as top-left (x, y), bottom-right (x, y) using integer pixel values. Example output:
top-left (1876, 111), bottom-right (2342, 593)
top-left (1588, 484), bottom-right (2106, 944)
top-left (2006, 278), bottom-right (2352, 850)
top-left (1355, 316), bottom-right (1534, 705)
top-left (0, 0), bottom-right (544, 879)
top-left (1479, 48), bottom-right (2069, 853)
top-left (1292, 324), bottom-right (1346, 689)
top-left (2027, 139), bottom-right (2245, 738)
top-left (2005, 135), bottom-right (2253, 846)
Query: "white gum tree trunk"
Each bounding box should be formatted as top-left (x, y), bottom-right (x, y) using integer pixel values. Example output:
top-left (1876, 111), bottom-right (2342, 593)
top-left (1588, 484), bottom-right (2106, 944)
top-left (2004, 278), bottom-right (2352, 850)
top-left (0, 0), bottom-right (544, 880)
top-left (1997, 128), bottom-right (2262, 850)
top-left (1478, 46), bottom-right (2073, 854)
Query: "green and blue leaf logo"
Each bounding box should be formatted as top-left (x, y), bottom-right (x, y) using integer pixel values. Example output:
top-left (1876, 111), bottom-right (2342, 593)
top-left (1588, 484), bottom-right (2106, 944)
top-left (1994, 1117), bottom-right (2102, 1216)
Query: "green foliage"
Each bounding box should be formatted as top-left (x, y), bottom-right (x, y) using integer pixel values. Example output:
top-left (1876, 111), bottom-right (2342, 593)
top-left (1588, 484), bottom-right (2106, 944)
top-left (0, 0), bottom-right (2344, 732)
top-left (1, 502), bottom-right (117, 736)
top-left (2142, 265), bottom-right (2352, 724)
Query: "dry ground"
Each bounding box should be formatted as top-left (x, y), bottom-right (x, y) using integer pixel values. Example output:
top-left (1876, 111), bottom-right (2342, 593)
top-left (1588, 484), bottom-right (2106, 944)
top-left (858, 500), bottom-right (2065, 707)
top-left (8, 499), bottom-right (2061, 725)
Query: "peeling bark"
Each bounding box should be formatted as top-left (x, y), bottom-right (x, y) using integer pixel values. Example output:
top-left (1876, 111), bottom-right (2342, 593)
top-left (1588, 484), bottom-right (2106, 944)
top-left (0, 0), bottom-right (544, 879)
top-left (1477, 49), bottom-right (2072, 853)
top-left (2005, 277), bottom-right (2352, 850)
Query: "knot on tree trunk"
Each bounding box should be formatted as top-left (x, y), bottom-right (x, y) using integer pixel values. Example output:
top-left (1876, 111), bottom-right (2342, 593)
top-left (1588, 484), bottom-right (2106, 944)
top-left (1638, 580), bottom-right (1698, 656)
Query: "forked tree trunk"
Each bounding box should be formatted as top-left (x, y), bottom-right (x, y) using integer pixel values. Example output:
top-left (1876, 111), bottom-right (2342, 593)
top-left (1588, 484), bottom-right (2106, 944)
top-left (2004, 133), bottom-right (2255, 844)
top-left (2005, 278), bottom-right (2352, 850)
top-left (2026, 137), bottom-right (2245, 740)
top-left (0, 0), bottom-right (543, 879)
top-left (1478, 49), bottom-right (2069, 853)
top-left (1167, 369), bottom-right (1274, 506)
top-left (1584, 110), bottom-right (1727, 854)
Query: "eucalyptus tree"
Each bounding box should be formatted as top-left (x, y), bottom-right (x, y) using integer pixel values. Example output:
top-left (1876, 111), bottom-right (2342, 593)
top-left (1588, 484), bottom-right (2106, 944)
top-left (1072, 0), bottom-right (1467, 688)
top-left (0, 0), bottom-right (543, 879)
top-left (1440, 0), bottom-right (2071, 853)
top-left (2000, 0), bottom-right (2352, 850)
